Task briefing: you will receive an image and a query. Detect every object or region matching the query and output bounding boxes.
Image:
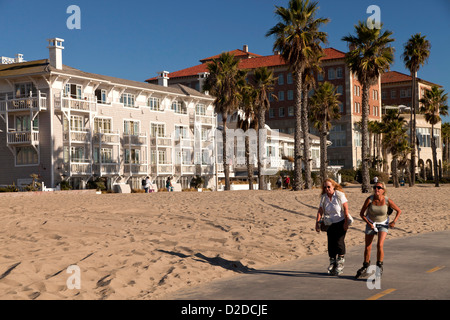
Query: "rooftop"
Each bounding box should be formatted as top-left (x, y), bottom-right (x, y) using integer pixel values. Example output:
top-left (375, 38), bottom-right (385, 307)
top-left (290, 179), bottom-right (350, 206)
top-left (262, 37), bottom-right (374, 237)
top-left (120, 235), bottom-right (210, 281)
top-left (146, 47), bottom-right (346, 82)
top-left (381, 70), bottom-right (440, 87)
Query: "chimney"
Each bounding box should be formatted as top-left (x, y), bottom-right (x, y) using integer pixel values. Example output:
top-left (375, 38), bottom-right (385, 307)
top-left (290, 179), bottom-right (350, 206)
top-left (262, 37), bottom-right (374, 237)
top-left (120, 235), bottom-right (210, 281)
top-left (198, 72), bottom-right (210, 94)
top-left (243, 45), bottom-right (248, 53)
top-left (15, 54), bottom-right (24, 63)
top-left (157, 71), bottom-right (169, 87)
top-left (47, 38), bottom-right (64, 70)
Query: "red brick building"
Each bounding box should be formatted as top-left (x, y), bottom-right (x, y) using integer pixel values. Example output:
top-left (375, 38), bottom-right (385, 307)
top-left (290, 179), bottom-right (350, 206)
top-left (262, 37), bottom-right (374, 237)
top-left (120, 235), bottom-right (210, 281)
top-left (146, 45), bottom-right (382, 169)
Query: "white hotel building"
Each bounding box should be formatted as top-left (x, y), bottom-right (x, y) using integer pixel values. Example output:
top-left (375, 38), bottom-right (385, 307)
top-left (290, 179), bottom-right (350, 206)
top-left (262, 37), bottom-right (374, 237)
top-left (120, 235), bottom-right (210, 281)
top-left (0, 38), bottom-right (307, 191)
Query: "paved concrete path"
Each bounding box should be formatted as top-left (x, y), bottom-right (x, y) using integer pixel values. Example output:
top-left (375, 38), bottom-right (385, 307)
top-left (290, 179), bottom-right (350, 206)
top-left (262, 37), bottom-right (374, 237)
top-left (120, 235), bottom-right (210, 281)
top-left (168, 230), bottom-right (450, 300)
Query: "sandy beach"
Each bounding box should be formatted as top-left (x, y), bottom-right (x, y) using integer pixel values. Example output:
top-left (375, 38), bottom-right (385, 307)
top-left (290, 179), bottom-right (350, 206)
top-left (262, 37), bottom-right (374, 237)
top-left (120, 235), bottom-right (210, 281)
top-left (0, 184), bottom-right (449, 300)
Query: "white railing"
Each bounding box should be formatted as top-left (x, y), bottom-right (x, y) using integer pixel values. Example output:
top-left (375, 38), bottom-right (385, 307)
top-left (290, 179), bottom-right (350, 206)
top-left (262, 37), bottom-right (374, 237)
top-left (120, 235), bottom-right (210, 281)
top-left (55, 95), bottom-right (96, 113)
top-left (190, 113), bottom-right (215, 126)
top-left (92, 130), bottom-right (120, 144)
top-left (7, 131), bottom-right (39, 144)
top-left (64, 130), bottom-right (90, 143)
top-left (150, 136), bottom-right (172, 147)
top-left (92, 163), bottom-right (120, 175)
top-left (0, 93), bottom-right (47, 112)
top-left (66, 162), bottom-right (92, 175)
top-left (124, 163), bottom-right (148, 174)
top-left (123, 133), bottom-right (147, 145)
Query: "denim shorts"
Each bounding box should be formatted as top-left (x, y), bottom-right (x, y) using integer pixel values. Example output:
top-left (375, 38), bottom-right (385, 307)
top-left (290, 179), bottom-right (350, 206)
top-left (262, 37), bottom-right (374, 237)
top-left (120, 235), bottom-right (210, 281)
top-left (365, 223), bottom-right (389, 235)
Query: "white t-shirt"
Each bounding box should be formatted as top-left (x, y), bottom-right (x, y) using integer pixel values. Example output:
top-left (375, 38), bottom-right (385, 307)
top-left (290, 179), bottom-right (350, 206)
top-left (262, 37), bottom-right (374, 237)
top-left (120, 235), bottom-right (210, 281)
top-left (320, 190), bottom-right (348, 224)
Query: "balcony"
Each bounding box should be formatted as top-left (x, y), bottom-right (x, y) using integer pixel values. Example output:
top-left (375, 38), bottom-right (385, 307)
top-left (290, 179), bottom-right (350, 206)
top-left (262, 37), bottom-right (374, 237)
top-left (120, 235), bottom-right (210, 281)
top-left (92, 163), bottom-right (120, 176)
top-left (123, 133), bottom-right (147, 146)
top-left (175, 164), bottom-right (196, 175)
top-left (151, 164), bottom-right (173, 175)
top-left (189, 113), bottom-right (215, 127)
top-left (92, 130), bottom-right (120, 145)
top-left (124, 163), bottom-right (148, 175)
top-left (7, 130), bottom-right (39, 145)
top-left (62, 162), bottom-right (92, 175)
top-left (63, 130), bottom-right (90, 143)
top-left (0, 92), bottom-right (48, 113)
top-left (150, 136), bottom-right (172, 148)
top-left (55, 95), bottom-right (96, 113)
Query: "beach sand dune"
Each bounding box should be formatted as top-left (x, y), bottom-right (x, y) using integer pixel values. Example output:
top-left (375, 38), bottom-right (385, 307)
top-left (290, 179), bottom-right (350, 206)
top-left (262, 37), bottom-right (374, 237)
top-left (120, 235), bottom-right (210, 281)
top-left (0, 184), bottom-right (449, 300)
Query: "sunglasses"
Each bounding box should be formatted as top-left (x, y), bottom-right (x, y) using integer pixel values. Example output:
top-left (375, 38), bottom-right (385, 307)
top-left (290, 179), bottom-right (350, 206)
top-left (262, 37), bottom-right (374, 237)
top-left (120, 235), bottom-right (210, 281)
top-left (373, 186), bottom-right (384, 190)
top-left (323, 186), bottom-right (332, 189)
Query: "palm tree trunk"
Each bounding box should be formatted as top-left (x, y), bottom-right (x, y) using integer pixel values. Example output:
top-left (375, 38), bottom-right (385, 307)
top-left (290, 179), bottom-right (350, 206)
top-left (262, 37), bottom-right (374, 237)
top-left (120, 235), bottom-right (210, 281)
top-left (301, 86), bottom-right (312, 189)
top-left (257, 108), bottom-right (266, 190)
top-left (361, 83), bottom-right (371, 192)
top-left (293, 72), bottom-right (304, 190)
top-left (320, 116), bottom-right (328, 183)
top-left (222, 117), bottom-right (230, 191)
top-left (393, 156), bottom-right (399, 188)
top-left (431, 123), bottom-right (439, 187)
top-left (410, 70), bottom-right (417, 186)
top-left (245, 135), bottom-right (254, 190)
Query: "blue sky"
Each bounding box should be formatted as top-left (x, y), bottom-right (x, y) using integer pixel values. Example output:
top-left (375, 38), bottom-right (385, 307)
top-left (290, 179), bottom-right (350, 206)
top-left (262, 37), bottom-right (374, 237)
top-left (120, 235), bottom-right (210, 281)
top-left (1, 0), bottom-right (449, 122)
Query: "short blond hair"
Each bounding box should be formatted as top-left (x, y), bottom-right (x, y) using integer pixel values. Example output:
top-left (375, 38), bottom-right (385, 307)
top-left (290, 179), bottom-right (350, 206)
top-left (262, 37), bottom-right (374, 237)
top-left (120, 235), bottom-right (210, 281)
top-left (373, 181), bottom-right (387, 195)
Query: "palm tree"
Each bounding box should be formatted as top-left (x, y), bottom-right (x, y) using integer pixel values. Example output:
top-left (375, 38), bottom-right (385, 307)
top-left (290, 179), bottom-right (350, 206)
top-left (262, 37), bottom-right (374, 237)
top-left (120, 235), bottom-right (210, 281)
top-left (237, 84), bottom-right (258, 190)
top-left (309, 81), bottom-right (341, 183)
top-left (402, 33), bottom-right (431, 186)
top-left (203, 52), bottom-right (247, 190)
top-left (266, 0), bottom-right (329, 191)
top-left (419, 85), bottom-right (449, 187)
top-left (342, 21), bottom-right (395, 193)
top-left (252, 67), bottom-right (277, 190)
top-left (442, 122), bottom-right (450, 165)
top-left (368, 120), bottom-right (383, 171)
top-left (301, 49), bottom-right (324, 189)
top-left (382, 114), bottom-right (408, 188)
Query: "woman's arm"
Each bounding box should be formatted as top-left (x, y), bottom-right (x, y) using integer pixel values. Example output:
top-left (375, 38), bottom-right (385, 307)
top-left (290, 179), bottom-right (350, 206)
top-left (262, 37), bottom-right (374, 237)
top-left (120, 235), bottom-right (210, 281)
top-left (315, 207), bottom-right (323, 233)
top-left (388, 199), bottom-right (401, 228)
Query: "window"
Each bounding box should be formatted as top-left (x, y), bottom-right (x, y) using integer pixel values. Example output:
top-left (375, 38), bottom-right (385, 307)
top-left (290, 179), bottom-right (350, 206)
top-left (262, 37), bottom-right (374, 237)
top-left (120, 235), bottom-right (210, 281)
top-left (151, 123), bottom-right (165, 137)
top-left (391, 90), bottom-right (397, 99)
top-left (125, 148), bottom-right (140, 164)
top-left (287, 90), bottom-right (294, 100)
top-left (354, 85), bottom-right (360, 96)
top-left (15, 83), bottom-right (36, 98)
top-left (175, 125), bottom-right (189, 139)
top-left (196, 103), bottom-right (206, 115)
top-left (373, 90), bottom-right (379, 100)
top-left (94, 118), bottom-right (112, 134)
top-left (373, 105), bottom-right (379, 117)
top-left (336, 85), bottom-right (343, 95)
top-left (124, 120), bottom-right (139, 135)
top-left (16, 115), bottom-right (38, 131)
top-left (94, 147), bottom-right (114, 163)
top-left (148, 97), bottom-right (161, 111)
top-left (279, 107), bottom-right (285, 117)
top-left (172, 100), bottom-right (187, 114)
top-left (65, 84), bottom-right (82, 99)
top-left (16, 146), bottom-right (38, 165)
top-left (330, 124), bottom-right (347, 147)
top-left (288, 106), bottom-right (294, 117)
top-left (339, 102), bottom-right (344, 114)
top-left (328, 68), bottom-right (335, 80)
top-left (95, 89), bottom-right (108, 104)
top-left (317, 72), bottom-right (324, 81)
top-left (269, 109), bottom-right (275, 118)
top-left (336, 67), bottom-right (343, 79)
top-left (70, 115), bottom-right (84, 131)
top-left (121, 93), bottom-right (136, 107)
top-left (70, 146), bottom-right (86, 162)
top-left (278, 74), bottom-right (284, 85)
top-left (354, 102), bottom-right (361, 113)
top-left (287, 73), bottom-right (293, 84)
top-left (382, 91), bottom-right (387, 99)
top-left (278, 91), bottom-right (284, 101)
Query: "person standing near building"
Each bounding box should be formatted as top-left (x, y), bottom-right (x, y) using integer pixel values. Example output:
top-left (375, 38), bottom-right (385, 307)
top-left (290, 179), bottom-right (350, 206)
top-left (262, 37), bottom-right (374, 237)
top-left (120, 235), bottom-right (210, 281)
top-left (355, 181), bottom-right (402, 279)
top-left (315, 178), bottom-right (352, 275)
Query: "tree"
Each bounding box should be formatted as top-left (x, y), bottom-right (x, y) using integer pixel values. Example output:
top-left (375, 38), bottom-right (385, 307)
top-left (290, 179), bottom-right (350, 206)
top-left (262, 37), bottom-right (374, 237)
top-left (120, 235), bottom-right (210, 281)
top-left (203, 52), bottom-right (247, 190)
top-left (252, 67), bottom-right (277, 190)
top-left (342, 21), bottom-right (394, 193)
top-left (266, 0), bottom-right (328, 191)
top-left (442, 122), bottom-right (450, 165)
top-left (382, 112), bottom-right (408, 188)
top-left (419, 85), bottom-right (448, 187)
top-left (368, 120), bottom-right (383, 171)
top-left (402, 33), bottom-right (431, 186)
top-left (236, 84), bottom-right (258, 190)
top-left (309, 81), bottom-right (341, 184)
top-left (301, 49), bottom-right (324, 189)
